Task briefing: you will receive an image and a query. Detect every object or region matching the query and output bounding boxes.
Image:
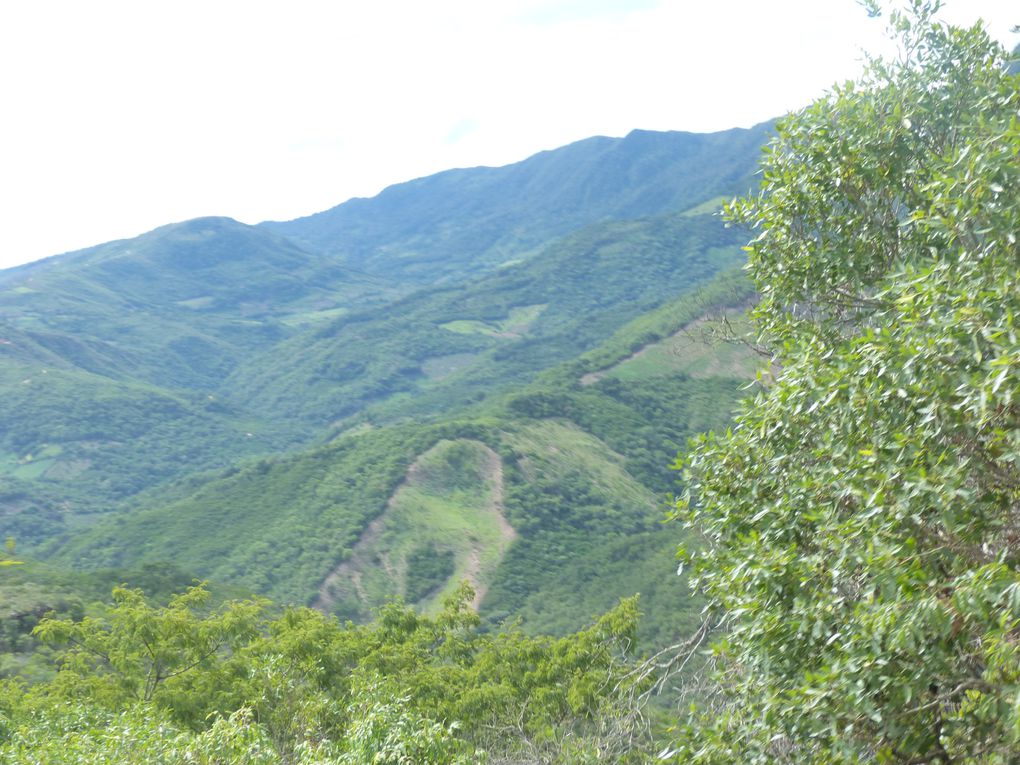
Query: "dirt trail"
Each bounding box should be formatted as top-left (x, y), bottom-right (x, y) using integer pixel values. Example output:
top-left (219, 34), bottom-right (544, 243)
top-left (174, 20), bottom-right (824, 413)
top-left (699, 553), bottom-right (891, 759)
top-left (463, 444), bottom-right (516, 609)
top-left (312, 441), bottom-right (515, 614)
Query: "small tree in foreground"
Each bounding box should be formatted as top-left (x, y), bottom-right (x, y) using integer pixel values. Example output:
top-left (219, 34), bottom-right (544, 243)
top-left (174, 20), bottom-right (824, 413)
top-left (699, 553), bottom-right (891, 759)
top-left (671, 3), bottom-right (1020, 763)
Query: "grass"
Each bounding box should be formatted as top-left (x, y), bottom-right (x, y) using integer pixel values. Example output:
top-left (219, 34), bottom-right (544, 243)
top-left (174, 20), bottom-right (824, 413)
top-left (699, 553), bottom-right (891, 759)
top-left (505, 420), bottom-right (647, 507)
top-left (593, 312), bottom-right (758, 383)
top-left (279, 307), bottom-right (350, 327)
top-left (0, 445), bottom-right (64, 480)
top-left (440, 319), bottom-right (496, 336)
top-left (10, 459), bottom-right (56, 480)
top-left (440, 304), bottom-right (546, 337)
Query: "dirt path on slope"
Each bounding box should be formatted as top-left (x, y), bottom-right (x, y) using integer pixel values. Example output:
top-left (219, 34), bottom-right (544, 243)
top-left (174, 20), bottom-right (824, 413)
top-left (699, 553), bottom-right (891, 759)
top-left (464, 444), bottom-right (516, 609)
top-left (313, 513), bottom-right (382, 613)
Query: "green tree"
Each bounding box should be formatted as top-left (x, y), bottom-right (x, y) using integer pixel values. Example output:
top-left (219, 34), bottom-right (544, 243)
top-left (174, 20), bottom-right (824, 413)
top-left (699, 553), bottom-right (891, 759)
top-left (7, 582), bottom-right (649, 763)
top-left (670, 3), bottom-right (1020, 763)
top-left (33, 583), bottom-right (266, 717)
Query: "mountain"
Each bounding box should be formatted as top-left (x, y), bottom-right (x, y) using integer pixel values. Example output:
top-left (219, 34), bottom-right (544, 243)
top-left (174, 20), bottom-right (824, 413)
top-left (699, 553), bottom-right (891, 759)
top-left (0, 218), bottom-right (360, 541)
top-left (0, 217), bottom-right (387, 388)
top-left (0, 124), bottom-right (767, 646)
top-left (262, 124), bottom-right (771, 283)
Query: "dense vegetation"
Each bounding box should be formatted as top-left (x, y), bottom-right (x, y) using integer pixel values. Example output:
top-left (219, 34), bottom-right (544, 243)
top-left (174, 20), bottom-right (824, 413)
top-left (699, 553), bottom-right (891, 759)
top-left (46, 273), bottom-right (751, 643)
top-left (226, 210), bottom-right (748, 426)
top-left (0, 93), bottom-right (797, 763)
top-left (669, 5), bottom-right (1020, 762)
top-left (4, 168), bottom-right (757, 639)
top-left (1, 137), bottom-right (758, 568)
top-left (263, 124), bottom-right (770, 284)
top-left (0, 582), bottom-right (655, 764)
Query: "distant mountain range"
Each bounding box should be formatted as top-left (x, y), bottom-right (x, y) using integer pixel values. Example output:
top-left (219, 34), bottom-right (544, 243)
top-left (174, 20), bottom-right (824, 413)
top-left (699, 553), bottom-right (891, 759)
top-left (0, 122), bottom-right (770, 646)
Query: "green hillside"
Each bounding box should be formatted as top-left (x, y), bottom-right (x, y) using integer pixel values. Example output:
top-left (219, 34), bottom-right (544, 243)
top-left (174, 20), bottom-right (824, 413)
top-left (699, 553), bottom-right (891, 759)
top-left (228, 210), bottom-right (747, 427)
top-left (2, 125), bottom-right (765, 654)
top-left (0, 218), bottom-right (370, 543)
top-left (315, 438), bottom-right (516, 618)
top-left (0, 217), bottom-right (386, 390)
top-left (45, 269), bottom-right (758, 647)
top-left (3, 10), bottom-right (1014, 763)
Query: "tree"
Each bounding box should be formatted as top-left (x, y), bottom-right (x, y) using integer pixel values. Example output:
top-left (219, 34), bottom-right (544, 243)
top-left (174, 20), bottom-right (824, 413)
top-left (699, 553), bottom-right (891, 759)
top-left (10, 581), bottom-right (649, 763)
top-left (669, 3), bottom-right (1020, 763)
top-left (33, 583), bottom-right (266, 718)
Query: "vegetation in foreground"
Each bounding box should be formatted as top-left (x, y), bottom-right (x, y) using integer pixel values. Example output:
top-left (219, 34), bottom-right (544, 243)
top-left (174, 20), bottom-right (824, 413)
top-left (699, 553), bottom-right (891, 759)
top-left (668, 4), bottom-right (1020, 762)
top-left (0, 582), bottom-right (654, 764)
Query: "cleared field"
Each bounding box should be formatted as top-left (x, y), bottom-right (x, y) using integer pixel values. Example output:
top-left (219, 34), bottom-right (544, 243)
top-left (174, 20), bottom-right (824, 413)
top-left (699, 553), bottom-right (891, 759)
top-left (315, 439), bottom-right (515, 616)
top-left (440, 304), bottom-right (546, 338)
top-left (584, 311), bottom-right (759, 384)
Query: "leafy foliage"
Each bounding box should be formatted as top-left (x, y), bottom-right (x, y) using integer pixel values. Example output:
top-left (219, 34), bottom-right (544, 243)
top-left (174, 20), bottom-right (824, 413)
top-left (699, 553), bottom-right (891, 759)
top-left (671, 6), bottom-right (1020, 762)
top-left (0, 583), bottom-right (652, 763)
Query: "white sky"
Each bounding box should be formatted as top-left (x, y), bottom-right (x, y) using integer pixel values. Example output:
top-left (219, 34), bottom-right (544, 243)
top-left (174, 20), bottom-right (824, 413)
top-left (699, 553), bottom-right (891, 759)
top-left (0, 0), bottom-right (1015, 270)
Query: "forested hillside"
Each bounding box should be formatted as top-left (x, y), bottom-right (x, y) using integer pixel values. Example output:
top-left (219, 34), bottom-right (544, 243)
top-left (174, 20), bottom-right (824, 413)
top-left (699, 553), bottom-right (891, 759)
top-left (0, 116), bottom-right (766, 763)
top-left (263, 124), bottom-right (769, 284)
top-left (1, 121), bottom-right (763, 633)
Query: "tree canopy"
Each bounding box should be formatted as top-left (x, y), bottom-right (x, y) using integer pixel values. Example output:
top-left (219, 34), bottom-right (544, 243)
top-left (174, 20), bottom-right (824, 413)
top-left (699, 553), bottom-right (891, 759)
top-left (671, 3), bottom-right (1020, 763)
top-left (1, 582), bottom-right (650, 763)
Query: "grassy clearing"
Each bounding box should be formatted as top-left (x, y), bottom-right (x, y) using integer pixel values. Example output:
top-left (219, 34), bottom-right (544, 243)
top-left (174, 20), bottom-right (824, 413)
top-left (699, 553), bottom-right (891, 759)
top-left (279, 306), bottom-right (350, 327)
top-left (587, 312), bottom-right (758, 384)
top-left (10, 459), bottom-right (55, 480)
top-left (317, 439), bottom-right (514, 618)
top-left (0, 445), bottom-right (65, 480)
top-left (440, 319), bottom-right (494, 335)
top-left (440, 304), bottom-right (546, 337)
top-left (504, 420), bottom-right (653, 519)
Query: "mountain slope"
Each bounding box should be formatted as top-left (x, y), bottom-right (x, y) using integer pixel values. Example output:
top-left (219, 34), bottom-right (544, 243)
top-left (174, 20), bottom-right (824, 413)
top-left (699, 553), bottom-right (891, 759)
top-left (2, 125), bottom-right (767, 646)
top-left (0, 218), bottom-right (383, 544)
top-left (0, 217), bottom-right (386, 390)
top-left (47, 271), bottom-right (758, 645)
top-left (228, 208), bottom-right (747, 427)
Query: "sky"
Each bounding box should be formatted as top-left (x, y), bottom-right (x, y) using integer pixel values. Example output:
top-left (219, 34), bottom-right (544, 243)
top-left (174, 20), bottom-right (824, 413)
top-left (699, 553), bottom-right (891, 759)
top-left (0, 0), bottom-right (1016, 270)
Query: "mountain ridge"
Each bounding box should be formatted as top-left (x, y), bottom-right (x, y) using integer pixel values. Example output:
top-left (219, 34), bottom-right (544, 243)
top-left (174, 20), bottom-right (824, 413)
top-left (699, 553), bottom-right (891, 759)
top-left (260, 122), bottom-right (772, 283)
